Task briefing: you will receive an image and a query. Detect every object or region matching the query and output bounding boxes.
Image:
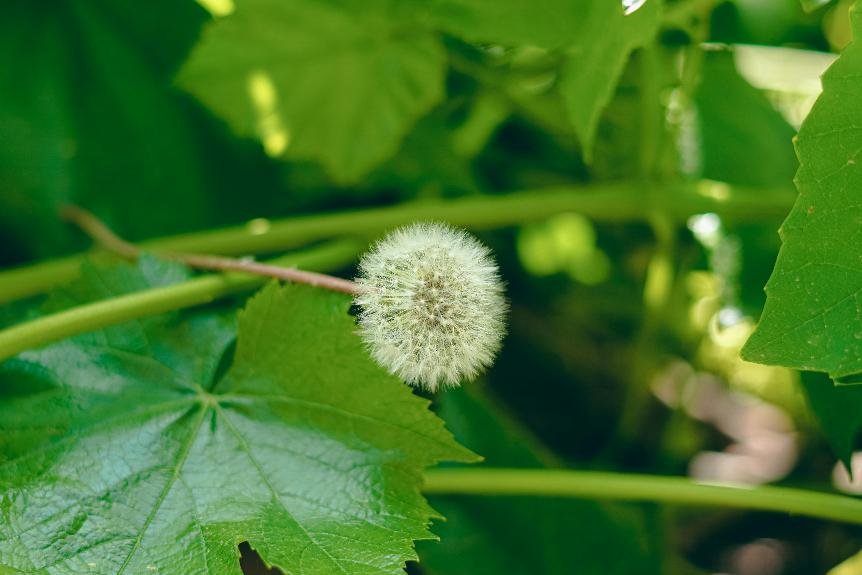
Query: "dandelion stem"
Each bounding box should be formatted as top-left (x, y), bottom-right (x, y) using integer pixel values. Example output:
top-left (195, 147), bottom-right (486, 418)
top-left (62, 205), bottom-right (360, 296)
top-left (177, 255), bottom-right (359, 295)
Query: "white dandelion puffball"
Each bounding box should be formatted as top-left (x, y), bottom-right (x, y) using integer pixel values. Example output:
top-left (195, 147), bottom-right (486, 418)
top-left (355, 222), bottom-right (507, 392)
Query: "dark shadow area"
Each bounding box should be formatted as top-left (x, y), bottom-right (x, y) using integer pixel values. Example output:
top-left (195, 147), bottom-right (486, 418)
top-left (239, 542), bottom-right (284, 575)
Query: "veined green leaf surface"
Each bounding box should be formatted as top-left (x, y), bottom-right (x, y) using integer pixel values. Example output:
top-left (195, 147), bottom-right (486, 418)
top-left (179, 0), bottom-right (445, 183)
top-left (0, 259), bottom-right (473, 574)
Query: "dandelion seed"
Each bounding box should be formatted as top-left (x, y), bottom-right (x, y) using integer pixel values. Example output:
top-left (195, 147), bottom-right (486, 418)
top-left (355, 223), bottom-right (507, 392)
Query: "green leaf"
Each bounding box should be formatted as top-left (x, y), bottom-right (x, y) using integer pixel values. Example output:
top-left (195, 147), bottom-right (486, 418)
top-left (694, 49), bottom-right (799, 316)
top-left (0, 260), bottom-right (473, 574)
top-left (427, 0), bottom-right (644, 50)
top-left (799, 0), bottom-right (833, 13)
top-left (417, 385), bottom-right (662, 575)
top-left (695, 49), bottom-right (798, 188)
top-left (426, 0), bottom-right (661, 157)
top-left (741, 4), bottom-right (862, 380)
top-left (179, 0), bottom-right (445, 183)
top-left (558, 0), bottom-right (661, 159)
top-left (426, 0), bottom-right (579, 48)
top-left (800, 371), bottom-right (862, 469)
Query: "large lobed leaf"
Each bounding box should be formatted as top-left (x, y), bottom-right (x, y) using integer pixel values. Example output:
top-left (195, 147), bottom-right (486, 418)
top-left (178, 0), bottom-right (662, 181)
top-left (0, 258), bottom-right (473, 574)
top-left (742, 3), bottom-right (862, 382)
top-left (179, 0), bottom-right (446, 183)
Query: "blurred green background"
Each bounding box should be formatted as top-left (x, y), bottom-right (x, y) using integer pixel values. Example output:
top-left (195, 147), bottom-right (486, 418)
top-left (2, 0), bottom-right (861, 573)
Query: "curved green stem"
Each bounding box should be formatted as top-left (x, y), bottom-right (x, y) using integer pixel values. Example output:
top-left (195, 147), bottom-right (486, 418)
top-left (422, 468), bottom-right (862, 525)
top-left (0, 182), bottom-right (794, 305)
top-left (0, 241), bottom-right (359, 363)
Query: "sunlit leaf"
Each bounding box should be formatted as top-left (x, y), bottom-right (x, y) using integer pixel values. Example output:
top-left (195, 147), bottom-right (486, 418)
top-left (742, 5), bottom-right (862, 381)
top-left (179, 0), bottom-right (445, 183)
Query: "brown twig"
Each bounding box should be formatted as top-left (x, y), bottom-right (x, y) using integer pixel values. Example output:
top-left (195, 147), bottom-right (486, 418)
top-left (176, 254), bottom-right (360, 295)
top-left (61, 205), bottom-right (360, 296)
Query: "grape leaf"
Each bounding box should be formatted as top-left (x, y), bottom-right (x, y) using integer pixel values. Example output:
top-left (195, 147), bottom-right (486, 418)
top-left (0, 259), bottom-right (473, 574)
top-left (179, 0), bottom-right (445, 183)
top-left (427, 0), bottom-right (638, 50)
top-left (425, 0), bottom-right (581, 48)
top-left (426, 0), bottom-right (661, 159)
top-left (417, 385), bottom-right (662, 575)
top-left (741, 4), bottom-right (862, 381)
top-left (558, 0), bottom-right (661, 159)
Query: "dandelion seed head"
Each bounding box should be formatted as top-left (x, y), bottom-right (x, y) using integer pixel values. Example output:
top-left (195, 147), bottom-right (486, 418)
top-left (355, 222), bottom-right (507, 392)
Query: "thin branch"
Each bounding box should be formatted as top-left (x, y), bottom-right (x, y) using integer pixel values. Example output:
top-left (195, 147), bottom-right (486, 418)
top-left (61, 205), bottom-right (360, 296)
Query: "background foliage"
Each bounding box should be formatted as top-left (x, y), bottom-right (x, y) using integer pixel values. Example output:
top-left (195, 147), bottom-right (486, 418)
top-left (2, 0), bottom-right (862, 573)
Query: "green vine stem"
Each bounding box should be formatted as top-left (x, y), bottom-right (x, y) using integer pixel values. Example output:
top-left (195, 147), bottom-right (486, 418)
top-left (0, 241), bottom-right (359, 363)
top-left (0, 182), bottom-right (794, 305)
top-left (421, 468), bottom-right (862, 526)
